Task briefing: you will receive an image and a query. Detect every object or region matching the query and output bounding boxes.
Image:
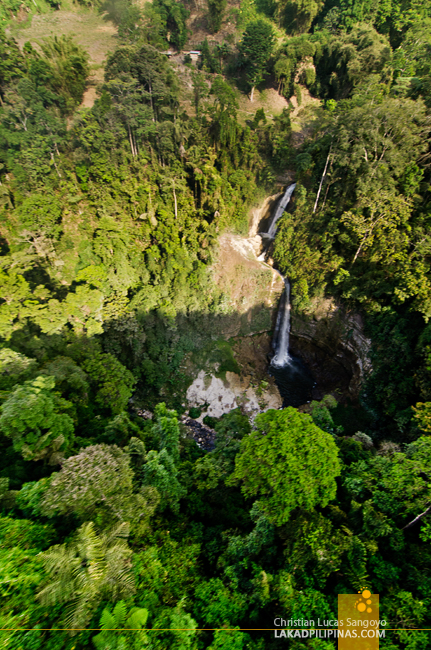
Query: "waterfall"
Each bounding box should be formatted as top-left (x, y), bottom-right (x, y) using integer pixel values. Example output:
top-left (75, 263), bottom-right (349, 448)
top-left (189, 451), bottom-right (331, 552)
top-left (271, 276), bottom-right (291, 367)
top-left (267, 183), bottom-right (296, 239)
top-left (259, 183), bottom-right (296, 368)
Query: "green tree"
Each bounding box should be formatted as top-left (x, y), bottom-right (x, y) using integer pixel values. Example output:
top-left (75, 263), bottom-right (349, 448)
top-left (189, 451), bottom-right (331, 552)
top-left (308, 394), bottom-right (342, 435)
top-left (192, 69), bottom-right (208, 116)
top-left (278, 0), bottom-right (324, 34)
top-left (0, 375), bottom-right (74, 463)
top-left (194, 578), bottom-right (248, 626)
top-left (142, 449), bottom-right (185, 513)
top-left (413, 402), bottom-right (431, 432)
top-left (153, 0), bottom-right (190, 50)
top-left (105, 43), bottom-right (179, 123)
top-left (0, 347), bottom-right (36, 391)
top-left (0, 515), bottom-right (54, 644)
top-left (274, 56), bottom-right (294, 96)
top-left (314, 25), bottom-right (392, 99)
top-left (148, 602), bottom-right (199, 650)
top-left (78, 351), bottom-right (137, 415)
top-left (239, 20), bottom-right (275, 101)
top-left (208, 76), bottom-right (239, 147)
top-left (340, 192), bottom-right (412, 265)
top-left (41, 444), bottom-right (159, 527)
top-left (0, 27), bottom-right (26, 102)
top-left (345, 436), bottom-right (431, 528)
top-left (153, 402), bottom-right (181, 464)
top-left (207, 0), bottom-right (227, 33)
top-left (29, 35), bottom-right (90, 114)
top-left (392, 19), bottom-right (431, 104)
top-left (103, 75), bottom-right (152, 158)
top-left (199, 37), bottom-right (221, 73)
top-left (275, 93), bottom-right (431, 316)
top-left (40, 355), bottom-right (89, 404)
top-left (0, 78), bottom-right (67, 188)
top-left (208, 627), bottom-right (249, 649)
top-left (110, 1), bottom-right (168, 48)
top-left (103, 411), bottom-right (142, 446)
top-left (230, 407), bottom-right (341, 524)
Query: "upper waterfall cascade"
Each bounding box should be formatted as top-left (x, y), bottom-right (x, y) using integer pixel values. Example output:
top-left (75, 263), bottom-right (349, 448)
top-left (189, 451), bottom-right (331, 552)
top-left (267, 183), bottom-right (296, 239)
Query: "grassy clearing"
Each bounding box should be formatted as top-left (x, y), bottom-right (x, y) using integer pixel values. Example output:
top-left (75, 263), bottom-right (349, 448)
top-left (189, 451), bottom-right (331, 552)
top-left (289, 86), bottom-right (322, 147)
top-left (235, 83), bottom-right (291, 125)
top-left (9, 5), bottom-right (117, 93)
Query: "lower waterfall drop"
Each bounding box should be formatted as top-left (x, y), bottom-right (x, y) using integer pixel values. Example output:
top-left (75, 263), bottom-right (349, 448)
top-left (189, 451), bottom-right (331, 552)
top-left (269, 277), bottom-right (314, 406)
top-left (271, 275), bottom-right (291, 368)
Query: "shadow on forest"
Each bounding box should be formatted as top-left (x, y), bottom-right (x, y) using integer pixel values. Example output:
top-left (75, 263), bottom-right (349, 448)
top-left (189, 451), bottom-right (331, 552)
top-left (7, 299), bottom-right (359, 415)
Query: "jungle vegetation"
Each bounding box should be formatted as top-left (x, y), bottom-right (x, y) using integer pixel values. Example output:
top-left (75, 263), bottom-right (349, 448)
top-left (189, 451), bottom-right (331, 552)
top-left (1, 0), bottom-right (431, 648)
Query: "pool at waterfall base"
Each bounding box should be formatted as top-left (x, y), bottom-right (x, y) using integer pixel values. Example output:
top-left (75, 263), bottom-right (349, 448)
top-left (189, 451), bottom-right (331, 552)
top-left (269, 354), bottom-right (315, 407)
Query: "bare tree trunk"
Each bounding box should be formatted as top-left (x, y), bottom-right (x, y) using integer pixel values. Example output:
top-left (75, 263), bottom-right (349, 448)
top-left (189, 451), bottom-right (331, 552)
top-left (321, 181), bottom-right (331, 212)
top-left (351, 215), bottom-right (384, 265)
top-left (133, 130), bottom-right (138, 157)
top-left (172, 180), bottom-right (177, 218)
top-left (403, 504), bottom-right (431, 530)
top-left (313, 145), bottom-right (332, 213)
top-left (50, 153), bottom-right (61, 179)
top-left (352, 238), bottom-right (367, 265)
top-left (250, 86), bottom-right (255, 102)
top-left (320, 164), bottom-right (336, 212)
top-left (128, 125), bottom-right (136, 157)
top-left (149, 82), bottom-right (155, 122)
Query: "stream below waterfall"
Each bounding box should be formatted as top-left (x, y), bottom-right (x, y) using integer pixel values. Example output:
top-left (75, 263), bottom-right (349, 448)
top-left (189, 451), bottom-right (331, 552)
top-left (262, 183), bottom-right (315, 407)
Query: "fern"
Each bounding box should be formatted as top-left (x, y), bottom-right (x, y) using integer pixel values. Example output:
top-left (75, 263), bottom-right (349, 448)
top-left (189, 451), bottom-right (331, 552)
top-left (37, 522), bottom-right (135, 634)
top-left (93, 602), bottom-right (149, 650)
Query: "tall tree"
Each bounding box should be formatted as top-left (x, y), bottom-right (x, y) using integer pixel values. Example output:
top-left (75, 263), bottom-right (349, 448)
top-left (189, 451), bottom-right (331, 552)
top-left (239, 20), bottom-right (275, 101)
top-left (207, 0), bottom-right (227, 33)
top-left (230, 407), bottom-right (341, 524)
top-left (152, 0), bottom-right (190, 50)
top-left (29, 35), bottom-right (89, 114)
top-left (278, 0), bottom-right (324, 34)
top-left (0, 27), bottom-right (26, 103)
top-left (192, 69), bottom-right (208, 116)
top-left (314, 24), bottom-right (392, 99)
top-left (0, 375), bottom-right (74, 463)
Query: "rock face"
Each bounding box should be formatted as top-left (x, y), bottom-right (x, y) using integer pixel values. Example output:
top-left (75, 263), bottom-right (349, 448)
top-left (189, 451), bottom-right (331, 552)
top-left (180, 416), bottom-right (217, 450)
top-left (186, 369), bottom-right (282, 421)
top-left (290, 298), bottom-right (372, 401)
top-left (248, 193), bottom-right (282, 237)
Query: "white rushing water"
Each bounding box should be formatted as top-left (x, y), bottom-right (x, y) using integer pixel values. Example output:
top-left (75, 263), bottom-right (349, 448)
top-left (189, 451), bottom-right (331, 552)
top-left (271, 276), bottom-right (291, 367)
top-left (267, 183), bottom-right (296, 239)
top-left (259, 183), bottom-right (296, 368)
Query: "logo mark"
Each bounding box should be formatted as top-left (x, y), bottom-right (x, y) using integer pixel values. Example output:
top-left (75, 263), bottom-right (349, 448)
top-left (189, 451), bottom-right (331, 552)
top-left (355, 588), bottom-right (373, 613)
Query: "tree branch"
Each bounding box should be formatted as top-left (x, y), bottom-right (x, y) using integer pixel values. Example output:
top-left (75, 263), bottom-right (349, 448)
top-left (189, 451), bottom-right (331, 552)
top-left (313, 144), bottom-right (332, 214)
top-left (402, 504), bottom-right (431, 530)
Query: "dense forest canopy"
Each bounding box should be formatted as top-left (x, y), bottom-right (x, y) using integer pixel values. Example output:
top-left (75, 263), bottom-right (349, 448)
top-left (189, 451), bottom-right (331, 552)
top-left (1, 0), bottom-right (431, 648)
